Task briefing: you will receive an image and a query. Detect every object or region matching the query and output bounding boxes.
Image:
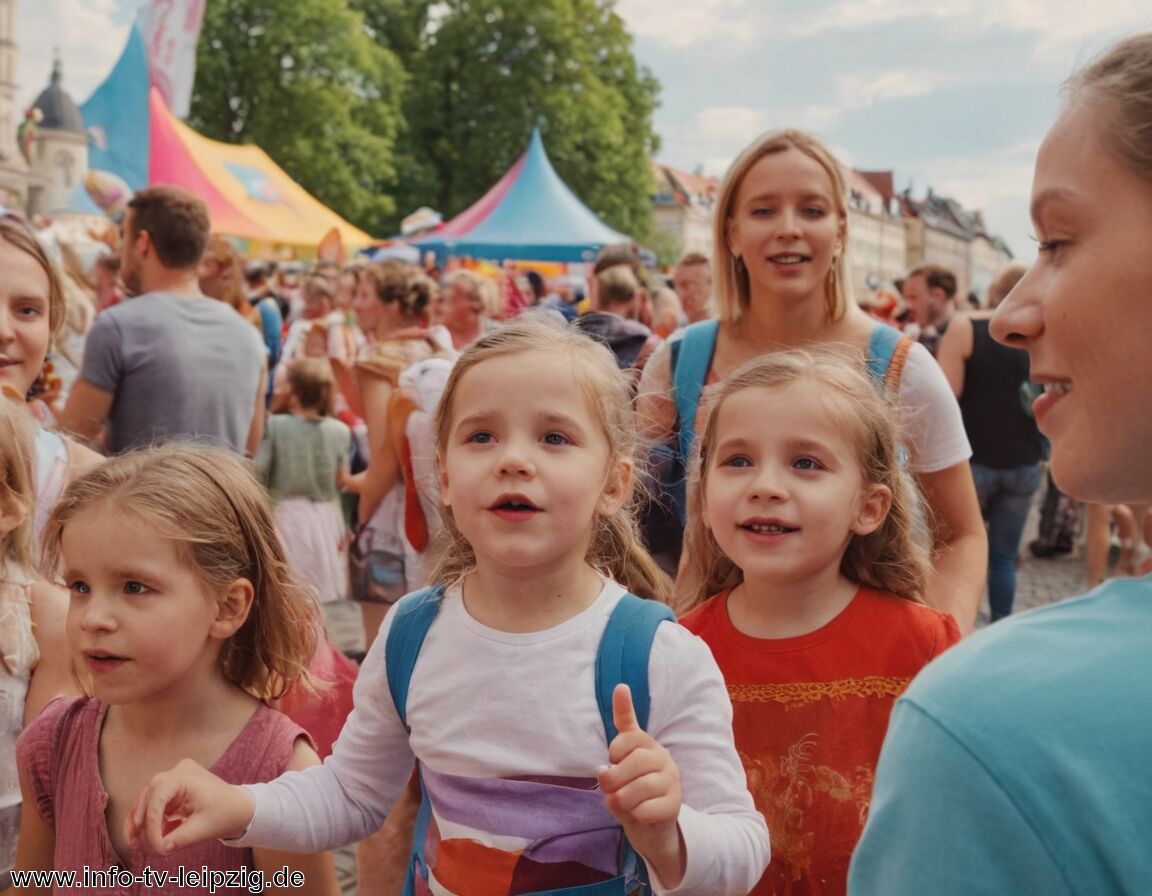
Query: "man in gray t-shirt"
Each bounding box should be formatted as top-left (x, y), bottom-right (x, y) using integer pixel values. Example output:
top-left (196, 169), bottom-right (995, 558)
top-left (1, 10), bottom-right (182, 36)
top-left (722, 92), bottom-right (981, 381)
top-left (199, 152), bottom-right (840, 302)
top-left (60, 187), bottom-right (266, 455)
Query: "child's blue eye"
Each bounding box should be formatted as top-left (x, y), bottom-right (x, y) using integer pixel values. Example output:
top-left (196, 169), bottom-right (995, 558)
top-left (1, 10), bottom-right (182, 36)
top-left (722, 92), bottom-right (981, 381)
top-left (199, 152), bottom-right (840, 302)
top-left (542, 432), bottom-right (569, 446)
top-left (721, 455), bottom-right (753, 468)
top-left (124, 581), bottom-right (148, 595)
top-left (467, 432), bottom-right (493, 444)
top-left (793, 457), bottom-right (822, 471)
top-left (69, 581), bottom-right (90, 595)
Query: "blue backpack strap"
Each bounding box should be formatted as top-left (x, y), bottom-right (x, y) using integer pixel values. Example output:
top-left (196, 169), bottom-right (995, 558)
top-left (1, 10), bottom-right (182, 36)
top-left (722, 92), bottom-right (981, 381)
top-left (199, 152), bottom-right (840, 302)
top-left (385, 586), bottom-right (445, 896)
top-left (594, 593), bottom-right (676, 741)
top-left (385, 585), bottom-right (446, 728)
top-left (595, 594), bottom-right (676, 892)
top-left (672, 320), bottom-right (720, 466)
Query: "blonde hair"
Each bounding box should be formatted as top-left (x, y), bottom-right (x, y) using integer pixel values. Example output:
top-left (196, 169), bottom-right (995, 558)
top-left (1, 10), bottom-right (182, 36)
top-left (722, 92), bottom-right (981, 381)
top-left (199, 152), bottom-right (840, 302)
top-left (596, 264), bottom-right (640, 307)
top-left (713, 129), bottom-right (852, 324)
top-left (1066, 32), bottom-right (1152, 183)
top-left (0, 397), bottom-right (36, 574)
top-left (42, 446), bottom-right (318, 700)
top-left (428, 315), bottom-right (669, 600)
top-left (679, 348), bottom-right (930, 611)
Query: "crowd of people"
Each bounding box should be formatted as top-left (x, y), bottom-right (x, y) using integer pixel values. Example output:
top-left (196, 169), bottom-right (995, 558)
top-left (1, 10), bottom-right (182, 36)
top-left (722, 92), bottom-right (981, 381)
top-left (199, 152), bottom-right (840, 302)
top-left (1, 28), bottom-right (1151, 896)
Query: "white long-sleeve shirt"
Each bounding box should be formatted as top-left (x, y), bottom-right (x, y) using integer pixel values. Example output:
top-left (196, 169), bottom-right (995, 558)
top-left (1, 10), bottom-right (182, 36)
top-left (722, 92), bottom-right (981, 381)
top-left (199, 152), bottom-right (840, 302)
top-left (235, 578), bottom-right (769, 894)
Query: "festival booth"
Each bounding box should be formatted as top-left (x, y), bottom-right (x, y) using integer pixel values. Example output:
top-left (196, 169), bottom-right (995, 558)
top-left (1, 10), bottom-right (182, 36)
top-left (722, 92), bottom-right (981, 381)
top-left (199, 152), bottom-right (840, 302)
top-left (409, 129), bottom-right (634, 264)
top-left (74, 25), bottom-right (372, 251)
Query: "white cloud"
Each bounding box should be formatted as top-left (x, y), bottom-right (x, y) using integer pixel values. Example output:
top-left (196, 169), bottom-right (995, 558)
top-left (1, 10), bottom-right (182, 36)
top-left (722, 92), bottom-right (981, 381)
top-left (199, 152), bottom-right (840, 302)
top-left (781, 67), bottom-right (949, 132)
top-left (791, 0), bottom-right (1150, 55)
top-left (17, 0), bottom-right (141, 108)
top-left (613, 0), bottom-right (753, 49)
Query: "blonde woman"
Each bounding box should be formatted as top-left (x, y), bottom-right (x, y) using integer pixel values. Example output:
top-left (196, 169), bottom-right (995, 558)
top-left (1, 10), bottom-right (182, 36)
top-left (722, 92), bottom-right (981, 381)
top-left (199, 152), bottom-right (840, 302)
top-left (637, 129), bottom-right (986, 630)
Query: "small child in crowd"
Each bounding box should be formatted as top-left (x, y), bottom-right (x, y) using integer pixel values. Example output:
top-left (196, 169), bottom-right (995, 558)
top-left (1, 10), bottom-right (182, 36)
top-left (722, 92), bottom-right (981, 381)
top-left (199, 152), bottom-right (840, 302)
top-left (125, 316), bottom-right (769, 894)
top-left (13, 447), bottom-right (339, 894)
top-left (679, 350), bottom-right (960, 895)
top-left (257, 357), bottom-right (351, 603)
top-left (0, 398), bottom-right (71, 891)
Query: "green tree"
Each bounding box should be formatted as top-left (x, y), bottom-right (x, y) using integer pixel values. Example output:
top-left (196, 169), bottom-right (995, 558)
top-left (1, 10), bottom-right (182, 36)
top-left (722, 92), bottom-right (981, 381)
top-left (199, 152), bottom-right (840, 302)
top-left (385, 0), bottom-right (661, 240)
top-left (190, 0), bottom-right (405, 236)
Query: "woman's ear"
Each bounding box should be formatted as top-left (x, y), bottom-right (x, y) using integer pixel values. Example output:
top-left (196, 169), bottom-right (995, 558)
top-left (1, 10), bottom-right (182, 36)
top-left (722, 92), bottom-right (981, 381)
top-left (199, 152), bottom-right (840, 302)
top-left (725, 216), bottom-right (740, 259)
top-left (852, 484), bottom-right (892, 536)
top-left (598, 458), bottom-right (633, 517)
top-left (211, 578), bottom-right (255, 639)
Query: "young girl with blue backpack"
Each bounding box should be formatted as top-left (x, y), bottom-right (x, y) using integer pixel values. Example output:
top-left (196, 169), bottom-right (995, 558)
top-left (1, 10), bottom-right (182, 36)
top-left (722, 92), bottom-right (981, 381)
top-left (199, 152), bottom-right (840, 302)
top-left (126, 315), bottom-right (769, 894)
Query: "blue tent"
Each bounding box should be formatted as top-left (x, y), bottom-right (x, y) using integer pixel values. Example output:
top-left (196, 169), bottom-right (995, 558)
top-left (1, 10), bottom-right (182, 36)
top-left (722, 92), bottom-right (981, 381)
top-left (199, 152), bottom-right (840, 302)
top-left (409, 129), bottom-right (634, 263)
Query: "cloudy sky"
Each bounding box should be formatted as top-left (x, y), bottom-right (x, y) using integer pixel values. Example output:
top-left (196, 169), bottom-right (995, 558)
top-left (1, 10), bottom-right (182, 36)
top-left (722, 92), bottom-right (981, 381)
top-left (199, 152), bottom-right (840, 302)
top-left (17, 1), bottom-right (1152, 256)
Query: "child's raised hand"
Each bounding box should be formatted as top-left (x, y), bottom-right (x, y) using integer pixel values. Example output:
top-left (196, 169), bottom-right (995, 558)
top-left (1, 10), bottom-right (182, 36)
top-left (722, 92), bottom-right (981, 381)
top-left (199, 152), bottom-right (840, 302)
top-left (126, 759), bottom-right (256, 856)
top-left (597, 684), bottom-right (686, 886)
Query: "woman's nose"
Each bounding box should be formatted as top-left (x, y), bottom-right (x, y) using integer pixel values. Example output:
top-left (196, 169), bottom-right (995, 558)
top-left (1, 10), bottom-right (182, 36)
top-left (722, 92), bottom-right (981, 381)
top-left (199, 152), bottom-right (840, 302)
top-left (991, 267), bottom-right (1042, 348)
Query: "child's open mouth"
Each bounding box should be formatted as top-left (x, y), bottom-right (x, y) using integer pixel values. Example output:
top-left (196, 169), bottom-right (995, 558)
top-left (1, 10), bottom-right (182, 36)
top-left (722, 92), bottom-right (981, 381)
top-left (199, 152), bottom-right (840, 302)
top-left (489, 495), bottom-right (542, 520)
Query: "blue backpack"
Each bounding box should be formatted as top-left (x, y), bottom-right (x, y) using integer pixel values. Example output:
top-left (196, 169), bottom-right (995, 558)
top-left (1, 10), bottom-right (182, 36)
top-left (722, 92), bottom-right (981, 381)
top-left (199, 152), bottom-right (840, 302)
top-left (385, 586), bottom-right (676, 895)
top-left (660, 320), bottom-right (912, 525)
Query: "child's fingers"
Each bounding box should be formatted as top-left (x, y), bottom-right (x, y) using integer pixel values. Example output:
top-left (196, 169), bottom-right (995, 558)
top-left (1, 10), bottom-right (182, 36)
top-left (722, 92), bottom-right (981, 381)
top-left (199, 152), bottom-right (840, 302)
top-left (601, 771), bottom-right (681, 826)
top-left (136, 759), bottom-right (249, 855)
top-left (600, 745), bottom-right (681, 796)
top-left (612, 683), bottom-right (640, 735)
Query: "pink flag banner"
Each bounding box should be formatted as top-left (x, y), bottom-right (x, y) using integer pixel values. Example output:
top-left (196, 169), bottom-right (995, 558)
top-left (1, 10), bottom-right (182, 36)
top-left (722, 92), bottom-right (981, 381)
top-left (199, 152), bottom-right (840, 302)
top-left (137, 0), bottom-right (206, 119)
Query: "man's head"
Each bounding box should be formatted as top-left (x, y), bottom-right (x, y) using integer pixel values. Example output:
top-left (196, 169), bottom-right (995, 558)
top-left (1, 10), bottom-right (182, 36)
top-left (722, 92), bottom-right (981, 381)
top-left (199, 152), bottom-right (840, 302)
top-left (120, 187), bottom-right (211, 296)
top-left (902, 264), bottom-right (957, 328)
top-left (672, 252), bottom-right (712, 323)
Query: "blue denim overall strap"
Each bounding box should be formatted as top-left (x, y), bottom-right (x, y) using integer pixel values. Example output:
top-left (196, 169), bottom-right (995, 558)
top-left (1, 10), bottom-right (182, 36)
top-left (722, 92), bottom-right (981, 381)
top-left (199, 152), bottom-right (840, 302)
top-left (386, 588), bottom-right (674, 895)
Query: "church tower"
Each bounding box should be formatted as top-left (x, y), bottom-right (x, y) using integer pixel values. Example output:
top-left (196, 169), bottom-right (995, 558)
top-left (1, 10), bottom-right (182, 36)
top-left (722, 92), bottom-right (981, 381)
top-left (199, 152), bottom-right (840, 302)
top-left (27, 55), bottom-right (87, 216)
top-left (0, 0), bottom-right (28, 208)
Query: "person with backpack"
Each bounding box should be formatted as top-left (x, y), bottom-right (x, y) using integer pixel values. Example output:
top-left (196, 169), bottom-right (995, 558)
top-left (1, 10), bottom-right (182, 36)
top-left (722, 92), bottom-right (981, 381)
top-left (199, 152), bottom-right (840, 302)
top-left (636, 129), bottom-right (985, 631)
top-left (126, 316), bottom-right (769, 894)
top-left (348, 262), bottom-right (454, 650)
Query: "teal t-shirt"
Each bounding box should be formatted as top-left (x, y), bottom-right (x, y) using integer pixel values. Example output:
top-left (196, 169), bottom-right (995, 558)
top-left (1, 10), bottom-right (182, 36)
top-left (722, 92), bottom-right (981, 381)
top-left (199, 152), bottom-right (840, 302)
top-left (849, 575), bottom-right (1152, 895)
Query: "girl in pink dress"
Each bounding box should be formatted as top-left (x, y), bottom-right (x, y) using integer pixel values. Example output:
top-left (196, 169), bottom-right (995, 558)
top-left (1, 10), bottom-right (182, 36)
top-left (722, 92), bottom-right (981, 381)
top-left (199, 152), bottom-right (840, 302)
top-left (13, 446), bottom-right (340, 894)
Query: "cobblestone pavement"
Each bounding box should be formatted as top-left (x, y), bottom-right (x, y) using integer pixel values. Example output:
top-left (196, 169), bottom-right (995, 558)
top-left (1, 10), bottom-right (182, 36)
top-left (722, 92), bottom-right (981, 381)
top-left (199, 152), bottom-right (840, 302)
top-left (319, 507), bottom-right (1096, 894)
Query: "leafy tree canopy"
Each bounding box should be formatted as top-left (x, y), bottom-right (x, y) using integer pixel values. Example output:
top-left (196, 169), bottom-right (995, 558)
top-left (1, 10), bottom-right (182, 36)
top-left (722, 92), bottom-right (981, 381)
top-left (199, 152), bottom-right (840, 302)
top-left (190, 0), bottom-right (406, 235)
top-left (191, 0), bottom-right (662, 244)
top-left (386, 0), bottom-right (661, 239)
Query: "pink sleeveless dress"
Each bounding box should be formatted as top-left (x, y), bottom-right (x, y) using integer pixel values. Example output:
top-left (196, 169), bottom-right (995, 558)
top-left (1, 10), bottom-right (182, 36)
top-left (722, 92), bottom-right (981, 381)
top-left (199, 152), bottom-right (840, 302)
top-left (16, 697), bottom-right (309, 895)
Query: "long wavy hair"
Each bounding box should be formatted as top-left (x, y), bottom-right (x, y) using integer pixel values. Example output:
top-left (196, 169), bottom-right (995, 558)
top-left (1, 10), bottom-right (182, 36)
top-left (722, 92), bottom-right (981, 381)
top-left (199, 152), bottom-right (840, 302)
top-left (679, 348), bottom-right (931, 612)
top-left (427, 315), bottom-right (670, 601)
top-left (42, 445), bottom-right (318, 700)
